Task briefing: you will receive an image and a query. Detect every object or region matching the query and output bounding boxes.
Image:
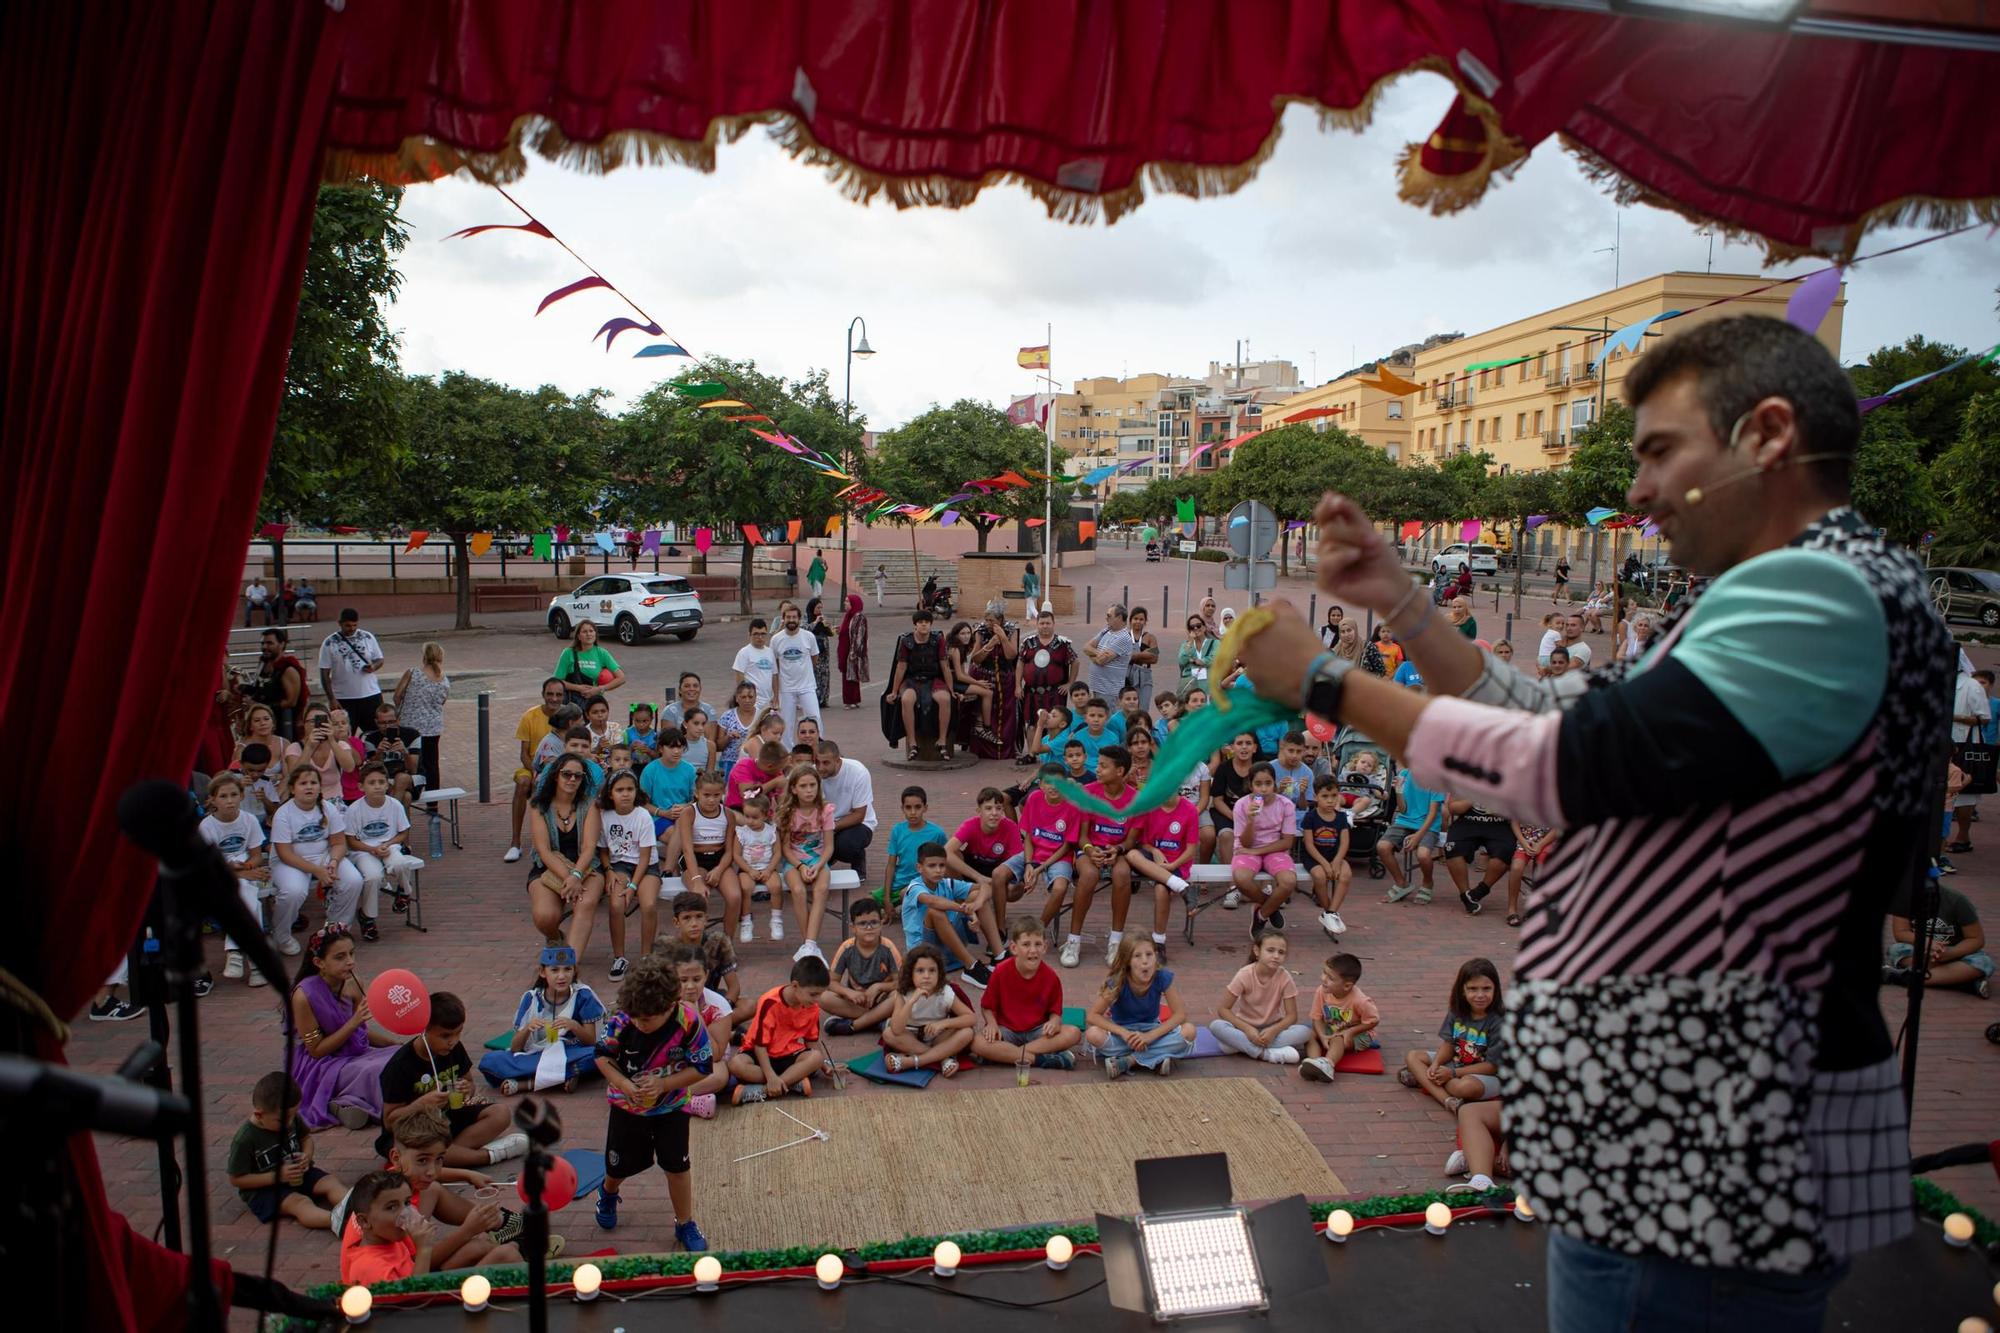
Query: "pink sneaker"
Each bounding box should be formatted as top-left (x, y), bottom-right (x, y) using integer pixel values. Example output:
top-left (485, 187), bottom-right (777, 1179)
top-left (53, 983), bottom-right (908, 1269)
top-left (686, 1092), bottom-right (717, 1119)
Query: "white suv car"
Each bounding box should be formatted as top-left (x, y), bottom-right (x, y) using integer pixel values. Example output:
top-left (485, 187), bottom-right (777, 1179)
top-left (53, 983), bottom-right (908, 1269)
top-left (1431, 543), bottom-right (1500, 577)
top-left (548, 574), bottom-right (703, 645)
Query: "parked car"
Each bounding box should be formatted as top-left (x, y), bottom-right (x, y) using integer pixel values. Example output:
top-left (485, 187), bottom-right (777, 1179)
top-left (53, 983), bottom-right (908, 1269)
top-left (1930, 566), bottom-right (2000, 628)
top-left (1430, 543), bottom-right (1500, 577)
top-left (548, 574), bottom-right (703, 644)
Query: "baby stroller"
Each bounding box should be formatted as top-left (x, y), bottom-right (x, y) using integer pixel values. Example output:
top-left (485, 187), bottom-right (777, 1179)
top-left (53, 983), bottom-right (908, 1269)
top-left (1329, 727), bottom-right (1398, 879)
top-left (1144, 540), bottom-right (1163, 562)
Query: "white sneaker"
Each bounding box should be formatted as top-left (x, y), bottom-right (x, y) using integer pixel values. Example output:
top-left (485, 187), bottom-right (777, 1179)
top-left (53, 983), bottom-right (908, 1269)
top-left (247, 966), bottom-right (269, 988)
top-left (738, 915), bottom-right (754, 944)
top-left (485, 1131), bottom-right (529, 1164)
top-left (1318, 911), bottom-right (1344, 938)
top-left (1467, 1173), bottom-right (1495, 1192)
top-left (1058, 938), bottom-right (1081, 969)
top-left (1106, 937), bottom-right (1121, 965)
top-left (793, 940), bottom-right (824, 962)
top-left (275, 933), bottom-right (301, 957)
top-left (503, 846), bottom-right (522, 863)
top-left (769, 911), bottom-right (784, 941)
top-left (1167, 875), bottom-right (1190, 896)
top-left (1445, 1149), bottom-right (1468, 1177)
top-left (1222, 889), bottom-right (1242, 909)
top-left (1263, 1046), bottom-right (1301, 1065)
top-left (223, 951), bottom-right (245, 979)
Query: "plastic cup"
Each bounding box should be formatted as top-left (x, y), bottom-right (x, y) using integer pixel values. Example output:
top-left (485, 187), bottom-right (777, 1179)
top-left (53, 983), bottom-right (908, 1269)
top-left (448, 1088), bottom-right (465, 1110)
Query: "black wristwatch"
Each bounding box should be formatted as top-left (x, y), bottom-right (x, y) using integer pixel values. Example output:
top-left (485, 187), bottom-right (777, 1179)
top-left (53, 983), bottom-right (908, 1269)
top-left (1303, 652), bottom-right (1349, 722)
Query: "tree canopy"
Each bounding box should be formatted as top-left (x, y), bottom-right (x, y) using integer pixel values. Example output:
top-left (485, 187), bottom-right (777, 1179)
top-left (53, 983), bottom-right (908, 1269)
top-left (1849, 336), bottom-right (2000, 465)
top-left (865, 400), bottom-right (1050, 551)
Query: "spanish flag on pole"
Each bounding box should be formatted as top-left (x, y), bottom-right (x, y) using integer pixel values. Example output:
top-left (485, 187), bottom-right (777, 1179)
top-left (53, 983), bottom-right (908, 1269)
top-left (1017, 344), bottom-right (1051, 369)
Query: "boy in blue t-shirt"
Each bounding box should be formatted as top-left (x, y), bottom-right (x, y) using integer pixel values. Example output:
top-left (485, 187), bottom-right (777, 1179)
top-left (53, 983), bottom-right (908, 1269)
top-left (638, 727), bottom-right (697, 840)
top-left (883, 786), bottom-right (947, 908)
top-left (1270, 731), bottom-right (1315, 807)
top-left (1381, 766), bottom-right (1442, 905)
top-left (900, 843), bottom-right (997, 986)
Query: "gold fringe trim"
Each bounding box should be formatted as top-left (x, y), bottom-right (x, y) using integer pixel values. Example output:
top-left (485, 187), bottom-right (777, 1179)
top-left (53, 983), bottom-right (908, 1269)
top-left (1560, 133), bottom-right (2000, 264)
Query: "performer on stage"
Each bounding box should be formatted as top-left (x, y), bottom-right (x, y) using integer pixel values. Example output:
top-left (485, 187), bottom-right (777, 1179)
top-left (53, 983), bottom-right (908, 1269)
top-left (1234, 316), bottom-right (1950, 1331)
top-left (1015, 607), bottom-right (1077, 756)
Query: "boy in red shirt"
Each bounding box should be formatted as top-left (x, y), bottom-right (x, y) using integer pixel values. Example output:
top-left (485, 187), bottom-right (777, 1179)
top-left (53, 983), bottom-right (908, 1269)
top-left (727, 954), bottom-right (830, 1103)
top-left (339, 1170), bottom-right (430, 1286)
top-left (1124, 791), bottom-right (1198, 961)
top-left (1060, 745), bottom-right (1137, 970)
top-left (972, 917), bottom-right (1081, 1070)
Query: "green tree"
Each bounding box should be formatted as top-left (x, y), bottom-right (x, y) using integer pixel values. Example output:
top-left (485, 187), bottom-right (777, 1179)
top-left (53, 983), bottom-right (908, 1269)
top-left (1850, 336), bottom-right (2000, 465)
top-left (1487, 469), bottom-right (1564, 606)
top-left (366, 373), bottom-right (611, 630)
top-left (1849, 409), bottom-right (1944, 546)
top-left (1930, 390), bottom-right (2000, 569)
top-left (262, 181), bottom-right (410, 580)
top-left (611, 359), bottom-right (857, 612)
top-left (1556, 402), bottom-right (1636, 592)
top-left (1210, 426), bottom-right (1389, 571)
top-left (866, 400), bottom-right (1049, 552)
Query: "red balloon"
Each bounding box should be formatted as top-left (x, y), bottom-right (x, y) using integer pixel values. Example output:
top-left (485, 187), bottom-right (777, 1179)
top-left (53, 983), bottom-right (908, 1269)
top-left (1305, 714), bottom-right (1336, 742)
top-left (366, 968), bottom-right (431, 1036)
top-left (1473, 638), bottom-right (1492, 651)
top-left (597, 668), bottom-right (615, 684)
top-left (519, 1154), bottom-right (579, 1211)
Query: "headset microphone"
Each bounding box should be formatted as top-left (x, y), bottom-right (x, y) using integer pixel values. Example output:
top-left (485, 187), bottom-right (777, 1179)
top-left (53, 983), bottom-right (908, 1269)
top-left (1682, 452), bottom-right (1849, 506)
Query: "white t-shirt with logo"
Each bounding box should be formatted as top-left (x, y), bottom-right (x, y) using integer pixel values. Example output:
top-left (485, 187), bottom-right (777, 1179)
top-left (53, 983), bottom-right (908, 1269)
top-left (600, 807), bottom-right (658, 868)
top-left (347, 796), bottom-right (410, 849)
top-left (270, 798), bottom-right (346, 865)
top-left (318, 628), bottom-right (384, 700)
top-left (732, 642), bottom-right (778, 707)
top-left (200, 811), bottom-right (264, 867)
top-left (1177, 760), bottom-right (1211, 809)
top-left (770, 627), bottom-right (819, 693)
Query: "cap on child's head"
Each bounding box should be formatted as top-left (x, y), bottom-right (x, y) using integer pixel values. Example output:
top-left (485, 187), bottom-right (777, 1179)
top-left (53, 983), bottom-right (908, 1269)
top-left (539, 945), bottom-right (577, 968)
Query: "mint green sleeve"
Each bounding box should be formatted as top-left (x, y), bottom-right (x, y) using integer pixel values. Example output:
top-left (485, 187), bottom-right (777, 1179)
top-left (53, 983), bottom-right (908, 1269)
top-left (1668, 548), bottom-right (1888, 779)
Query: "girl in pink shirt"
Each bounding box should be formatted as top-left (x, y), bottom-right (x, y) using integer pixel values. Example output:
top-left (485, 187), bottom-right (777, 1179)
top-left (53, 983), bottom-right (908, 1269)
top-left (1229, 764), bottom-right (1299, 932)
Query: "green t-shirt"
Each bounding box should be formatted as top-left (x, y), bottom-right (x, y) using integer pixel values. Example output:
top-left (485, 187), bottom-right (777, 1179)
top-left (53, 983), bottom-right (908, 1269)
top-left (556, 644), bottom-right (621, 686)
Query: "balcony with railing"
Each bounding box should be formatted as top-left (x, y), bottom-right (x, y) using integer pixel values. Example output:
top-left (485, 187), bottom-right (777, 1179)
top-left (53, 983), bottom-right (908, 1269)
top-left (1541, 430), bottom-right (1567, 451)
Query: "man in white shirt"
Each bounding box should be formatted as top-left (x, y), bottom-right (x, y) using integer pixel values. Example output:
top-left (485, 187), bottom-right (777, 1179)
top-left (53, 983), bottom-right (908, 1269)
top-left (770, 603), bottom-right (821, 745)
top-left (815, 742), bottom-right (877, 876)
top-left (1950, 653), bottom-right (1991, 854)
top-left (1539, 611), bottom-right (1593, 670)
top-left (244, 578), bottom-right (271, 627)
top-left (731, 619), bottom-right (778, 713)
top-left (318, 608), bottom-right (386, 734)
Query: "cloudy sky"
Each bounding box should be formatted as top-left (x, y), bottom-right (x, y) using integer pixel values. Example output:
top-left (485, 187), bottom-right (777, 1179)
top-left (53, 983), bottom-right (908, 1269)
top-left (391, 70), bottom-right (1996, 432)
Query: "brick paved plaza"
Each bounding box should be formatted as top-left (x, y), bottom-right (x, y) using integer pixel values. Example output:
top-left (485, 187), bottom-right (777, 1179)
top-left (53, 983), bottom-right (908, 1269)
top-left (67, 547), bottom-right (2000, 1288)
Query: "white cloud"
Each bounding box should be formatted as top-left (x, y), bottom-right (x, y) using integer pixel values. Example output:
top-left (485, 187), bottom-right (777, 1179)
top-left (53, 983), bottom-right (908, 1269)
top-left (388, 70), bottom-right (1997, 427)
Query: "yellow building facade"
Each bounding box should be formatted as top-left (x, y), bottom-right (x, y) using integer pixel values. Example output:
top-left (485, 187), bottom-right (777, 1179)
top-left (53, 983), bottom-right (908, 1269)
top-left (1406, 272), bottom-right (1845, 474)
top-left (1255, 370), bottom-right (1412, 461)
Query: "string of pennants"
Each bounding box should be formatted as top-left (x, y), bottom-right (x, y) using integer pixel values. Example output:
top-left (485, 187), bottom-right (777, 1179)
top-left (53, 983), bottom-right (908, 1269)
top-left (443, 187), bottom-right (1150, 534)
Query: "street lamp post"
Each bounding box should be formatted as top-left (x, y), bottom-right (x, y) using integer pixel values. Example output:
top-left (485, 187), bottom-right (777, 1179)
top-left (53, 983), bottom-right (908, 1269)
top-left (841, 316), bottom-right (875, 600)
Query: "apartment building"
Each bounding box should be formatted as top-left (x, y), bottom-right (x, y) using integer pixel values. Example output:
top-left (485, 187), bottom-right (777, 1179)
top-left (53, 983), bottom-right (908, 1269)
top-left (1254, 369), bottom-right (1413, 460)
top-left (1405, 271), bottom-right (1844, 474)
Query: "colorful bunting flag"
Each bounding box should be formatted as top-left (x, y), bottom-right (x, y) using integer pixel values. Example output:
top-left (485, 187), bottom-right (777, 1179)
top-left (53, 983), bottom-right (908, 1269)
top-left (536, 276), bottom-right (612, 316)
top-left (405, 531), bottom-right (429, 553)
top-left (594, 532), bottom-right (616, 553)
top-left (940, 510), bottom-right (960, 526)
top-left (1462, 355), bottom-right (1532, 373)
top-left (641, 530), bottom-right (661, 554)
top-left (597, 317), bottom-right (664, 351)
top-left (1077, 520), bottom-right (1097, 542)
top-left (1283, 406), bottom-right (1342, 423)
top-left (1025, 518), bottom-right (1046, 528)
top-left (633, 343), bottom-right (689, 358)
top-left (1785, 267), bottom-right (1842, 335)
top-left (696, 400), bottom-right (750, 410)
top-left (1594, 312), bottom-right (1680, 369)
top-left (447, 219), bottom-right (555, 242)
top-left (1175, 497), bottom-right (1197, 523)
top-left (555, 525), bottom-right (570, 543)
top-left (1525, 515), bottom-right (1549, 529)
top-left (1460, 520), bottom-right (1481, 542)
top-left (532, 533), bottom-right (553, 560)
top-left (470, 533), bottom-right (494, 556)
top-left (257, 522), bottom-right (288, 542)
top-left (1400, 521), bottom-right (1422, 540)
top-left (825, 516), bottom-right (843, 536)
top-left (694, 527), bottom-right (713, 554)
top-left (672, 382), bottom-right (728, 398)
top-left (786, 519), bottom-right (803, 542)
top-left (742, 524), bottom-right (762, 545)
top-left (1585, 507), bottom-right (1620, 526)
top-left (724, 414), bottom-right (773, 423)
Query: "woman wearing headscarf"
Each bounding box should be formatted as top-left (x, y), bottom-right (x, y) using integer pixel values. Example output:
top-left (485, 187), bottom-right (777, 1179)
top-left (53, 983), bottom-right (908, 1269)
top-left (1331, 619), bottom-right (1364, 666)
top-left (1319, 605), bottom-right (1346, 649)
top-left (1199, 595), bottom-right (1220, 635)
top-left (1447, 596), bottom-right (1478, 640)
top-left (836, 593), bottom-right (869, 708)
top-left (805, 595), bottom-right (834, 706)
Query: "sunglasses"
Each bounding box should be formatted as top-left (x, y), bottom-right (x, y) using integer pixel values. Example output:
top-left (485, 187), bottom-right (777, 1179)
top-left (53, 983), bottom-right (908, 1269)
top-left (557, 770), bottom-right (584, 781)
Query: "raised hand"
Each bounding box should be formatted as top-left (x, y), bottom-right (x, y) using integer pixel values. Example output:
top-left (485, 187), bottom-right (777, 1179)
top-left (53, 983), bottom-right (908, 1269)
top-left (1311, 492), bottom-right (1417, 616)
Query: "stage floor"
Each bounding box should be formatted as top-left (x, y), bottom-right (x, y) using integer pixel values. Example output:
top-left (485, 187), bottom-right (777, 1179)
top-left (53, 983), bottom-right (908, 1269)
top-left (361, 1218), bottom-right (2000, 1331)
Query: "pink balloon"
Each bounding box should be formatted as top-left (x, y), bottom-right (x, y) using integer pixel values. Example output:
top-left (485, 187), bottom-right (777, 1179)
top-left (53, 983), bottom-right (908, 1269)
top-left (366, 968), bottom-right (431, 1036)
top-left (1473, 638), bottom-right (1492, 650)
top-left (519, 1154), bottom-right (578, 1211)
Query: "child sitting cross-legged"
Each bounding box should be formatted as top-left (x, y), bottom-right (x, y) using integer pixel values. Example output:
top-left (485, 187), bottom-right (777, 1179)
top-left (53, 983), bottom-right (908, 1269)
top-left (227, 1071), bottom-right (346, 1229)
top-left (1300, 952), bottom-right (1379, 1083)
top-left (376, 992), bottom-right (526, 1165)
top-left (728, 954), bottom-right (831, 1104)
top-left (821, 895), bottom-right (903, 1036)
top-left (376, 1106), bottom-right (532, 1269)
top-left (1400, 957), bottom-right (1505, 1113)
top-left (592, 954), bottom-right (714, 1249)
top-left (882, 943), bottom-right (977, 1076)
top-left (660, 942), bottom-right (731, 1118)
top-left (1085, 937), bottom-right (1196, 1078)
top-left (478, 945), bottom-right (604, 1096)
top-left (659, 890), bottom-right (742, 1027)
top-left (1208, 929), bottom-right (1309, 1065)
top-left (338, 1163), bottom-right (525, 1286)
top-left (972, 916), bottom-right (1082, 1071)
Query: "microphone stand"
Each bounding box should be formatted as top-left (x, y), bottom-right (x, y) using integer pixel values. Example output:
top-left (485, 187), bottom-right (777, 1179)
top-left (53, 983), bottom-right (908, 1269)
top-left (514, 1098), bottom-right (564, 1333)
top-left (1897, 743), bottom-right (1953, 1109)
top-left (154, 866), bottom-right (224, 1333)
top-left (127, 894), bottom-right (183, 1252)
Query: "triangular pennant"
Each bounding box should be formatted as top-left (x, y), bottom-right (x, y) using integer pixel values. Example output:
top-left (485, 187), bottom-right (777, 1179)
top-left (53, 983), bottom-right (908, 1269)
top-left (448, 219), bottom-right (554, 241)
top-left (597, 317), bottom-right (664, 351)
top-left (694, 527), bottom-right (713, 553)
top-left (787, 520), bottom-right (803, 542)
top-left (640, 530), bottom-right (661, 554)
top-left (743, 524), bottom-right (763, 546)
top-left (594, 532), bottom-right (617, 553)
top-left (671, 382), bottom-right (729, 398)
top-left (825, 516), bottom-right (843, 536)
top-left (1078, 520), bottom-right (1097, 542)
top-left (532, 533), bottom-right (553, 560)
top-left (469, 533), bottom-right (494, 557)
top-left (695, 400), bottom-right (750, 410)
top-left (940, 510), bottom-right (960, 526)
top-left (1175, 498), bottom-right (1196, 523)
top-left (633, 343), bottom-right (689, 358)
top-left (257, 522), bottom-right (288, 541)
top-left (555, 525), bottom-right (570, 543)
top-left (724, 414), bottom-right (773, 423)
top-left (404, 530), bottom-right (430, 553)
top-left (536, 276), bottom-right (611, 315)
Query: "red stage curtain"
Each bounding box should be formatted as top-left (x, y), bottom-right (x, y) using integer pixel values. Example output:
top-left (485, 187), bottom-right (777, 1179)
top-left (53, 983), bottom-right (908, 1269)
top-left (321, 0), bottom-right (2000, 255)
top-left (0, 2), bottom-right (337, 1326)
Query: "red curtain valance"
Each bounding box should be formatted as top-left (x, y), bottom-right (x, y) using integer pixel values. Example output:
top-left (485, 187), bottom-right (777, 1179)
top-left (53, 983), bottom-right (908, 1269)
top-left (322, 0), bottom-right (2000, 257)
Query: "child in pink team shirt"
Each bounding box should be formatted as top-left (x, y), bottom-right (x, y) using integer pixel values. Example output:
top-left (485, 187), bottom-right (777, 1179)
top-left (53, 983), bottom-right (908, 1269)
top-left (1019, 766), bottom-right (1081, 938)
top-left (945, 786), bottom-right (1025, 907)
top-left (1059, 745), bottom-right (1138, 971)
top-left (1230, 762), bottom-right (1298, 933)
top-left (1124, 793), bottom-right (1198, 960)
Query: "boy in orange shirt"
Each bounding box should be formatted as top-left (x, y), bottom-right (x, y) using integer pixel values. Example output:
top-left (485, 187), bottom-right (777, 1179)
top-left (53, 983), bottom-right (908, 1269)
top-left (726, 954), bottom-right (829, 1103)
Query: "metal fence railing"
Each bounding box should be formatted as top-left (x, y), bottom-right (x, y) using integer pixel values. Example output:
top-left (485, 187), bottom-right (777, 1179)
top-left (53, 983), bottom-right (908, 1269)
top-left (244, 536), bottom-right (799, 588)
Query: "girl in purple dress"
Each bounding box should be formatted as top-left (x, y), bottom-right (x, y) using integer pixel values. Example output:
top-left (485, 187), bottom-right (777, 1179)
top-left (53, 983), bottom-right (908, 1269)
top-left (287, 925), bottom-right (397, 1130)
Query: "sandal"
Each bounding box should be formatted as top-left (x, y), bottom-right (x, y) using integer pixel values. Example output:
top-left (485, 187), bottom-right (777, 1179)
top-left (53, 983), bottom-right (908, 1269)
top-left (1505, 913), bottom-right (1522, 927)
top-left (885, 1053), bottom-right (910, 1073)
top-left (1397, 1068), bottom-right (1417, 1088)
top-left (907, 746), bottom-right (922, 762)
top-left (1445, 1096), bottom-right (1465, 1113)
top-left (939, 1057), bottom-right (960, 1078)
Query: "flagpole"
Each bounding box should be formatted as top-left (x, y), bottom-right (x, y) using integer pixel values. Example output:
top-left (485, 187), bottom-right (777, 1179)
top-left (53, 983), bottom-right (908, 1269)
top-left (1043, 322), bottom-right (1054, 615)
